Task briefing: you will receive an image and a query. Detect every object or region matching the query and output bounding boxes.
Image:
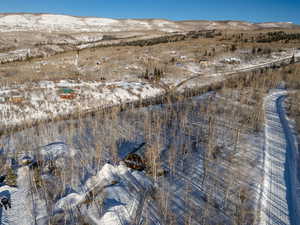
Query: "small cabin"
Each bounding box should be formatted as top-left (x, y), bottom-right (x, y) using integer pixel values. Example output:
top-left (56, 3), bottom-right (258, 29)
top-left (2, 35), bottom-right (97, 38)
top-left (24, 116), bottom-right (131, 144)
top-left (59, 93), bottom-right (77, 100)
top-left (9, 96), bottom-right (24, 104)
top-left (58, 88), bottom-right (77, 100)
top-left (59, 88), bottom-right (75, 94)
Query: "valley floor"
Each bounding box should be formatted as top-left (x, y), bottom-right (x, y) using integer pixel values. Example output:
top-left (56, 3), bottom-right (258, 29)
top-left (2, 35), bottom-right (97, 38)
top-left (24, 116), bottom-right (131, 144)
top-left (0, 52), bottom-right (298, 133)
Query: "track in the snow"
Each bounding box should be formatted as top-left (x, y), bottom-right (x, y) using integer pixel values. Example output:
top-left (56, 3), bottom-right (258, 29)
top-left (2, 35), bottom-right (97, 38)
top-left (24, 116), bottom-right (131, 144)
top-left (261, 90), bottom-right (300, 225)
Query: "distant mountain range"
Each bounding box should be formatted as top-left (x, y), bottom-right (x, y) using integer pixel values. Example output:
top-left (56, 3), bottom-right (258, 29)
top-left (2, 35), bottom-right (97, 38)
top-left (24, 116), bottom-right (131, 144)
top-left (0, 13), bottom-right (298, 33)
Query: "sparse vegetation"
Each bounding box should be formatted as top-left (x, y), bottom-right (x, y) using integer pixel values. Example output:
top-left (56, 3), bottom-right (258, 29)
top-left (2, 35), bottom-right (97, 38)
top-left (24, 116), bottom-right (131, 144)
top-left (5, 167), bottom-right (17, 187)
top-left (0, 13), bottom-right (299, 225)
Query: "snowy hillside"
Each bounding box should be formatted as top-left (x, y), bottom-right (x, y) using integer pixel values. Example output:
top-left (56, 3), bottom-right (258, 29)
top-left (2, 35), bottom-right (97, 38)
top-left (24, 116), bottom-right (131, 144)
top-left (0, 14), bottom-right (181, 33)
top-left (0, 13), bottom-right (297, 33)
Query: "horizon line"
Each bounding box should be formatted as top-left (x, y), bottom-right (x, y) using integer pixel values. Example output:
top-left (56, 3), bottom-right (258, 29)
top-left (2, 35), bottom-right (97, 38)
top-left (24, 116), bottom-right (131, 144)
top-left (0, 11), bottom-right (297, 25)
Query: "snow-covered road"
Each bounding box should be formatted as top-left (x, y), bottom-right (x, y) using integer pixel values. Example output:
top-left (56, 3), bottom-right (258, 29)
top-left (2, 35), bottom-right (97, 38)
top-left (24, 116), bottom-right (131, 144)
top-left (261, 90), bottom-right (300, 225)
top-left (0, 167), bottom-right (47, 225)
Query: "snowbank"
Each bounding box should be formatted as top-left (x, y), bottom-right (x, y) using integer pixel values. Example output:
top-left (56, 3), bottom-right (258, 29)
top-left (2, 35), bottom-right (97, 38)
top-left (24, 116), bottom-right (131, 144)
top-left (54, 163), bottom-right (154, 225)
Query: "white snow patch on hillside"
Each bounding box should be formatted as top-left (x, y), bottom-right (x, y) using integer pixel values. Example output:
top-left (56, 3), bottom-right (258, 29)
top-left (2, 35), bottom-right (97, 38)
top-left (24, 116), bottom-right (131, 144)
top-left (0, 14), bottom-right (181, 33)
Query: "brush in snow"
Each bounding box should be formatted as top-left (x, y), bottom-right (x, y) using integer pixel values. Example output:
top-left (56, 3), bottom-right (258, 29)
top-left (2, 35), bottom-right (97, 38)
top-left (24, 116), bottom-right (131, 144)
top-left (0, 196), bottom-right (11, 210)
top-left (0, 175), bottom-right (6, 183)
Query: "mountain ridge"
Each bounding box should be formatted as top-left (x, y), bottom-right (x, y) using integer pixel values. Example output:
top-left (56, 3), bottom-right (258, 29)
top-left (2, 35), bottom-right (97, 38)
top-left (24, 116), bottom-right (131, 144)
top-left (0, 13), bottom-right (298, 33)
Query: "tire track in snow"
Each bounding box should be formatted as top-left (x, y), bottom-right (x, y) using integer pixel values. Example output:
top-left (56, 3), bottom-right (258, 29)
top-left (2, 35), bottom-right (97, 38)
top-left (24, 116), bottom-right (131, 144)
top-left (0, 167), bottom-right (35, 225)
top-left (261, 90), bottom-right (300, 225)
top-left (0, 167), bottom-right (47, 225)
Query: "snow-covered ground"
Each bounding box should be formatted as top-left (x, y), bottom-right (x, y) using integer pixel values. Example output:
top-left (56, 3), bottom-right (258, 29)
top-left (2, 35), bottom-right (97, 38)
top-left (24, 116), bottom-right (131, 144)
top-left (173, 51), bottom-right (298, 92)
top-left (0, 167), bottom-right (47, 225)
top-left (0, 89), bottom-right (268, 224)
top-left (261, 90), bottom-right (300, 225)
top-left (0, 162), bottom-right (154, 225)
top-left (54, 163), bottom-right (154, 225)
top-left (0, 51), bottom-right (298, 131)
top-left (0, 80), bottom-right (164, 129)
top-left (0, 88), bottom-right (298, 224)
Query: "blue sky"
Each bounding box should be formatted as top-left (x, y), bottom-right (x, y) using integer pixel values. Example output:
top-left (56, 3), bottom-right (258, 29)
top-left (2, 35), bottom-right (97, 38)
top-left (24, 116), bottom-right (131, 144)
top-left (1, 0), bottom-right (299, 24)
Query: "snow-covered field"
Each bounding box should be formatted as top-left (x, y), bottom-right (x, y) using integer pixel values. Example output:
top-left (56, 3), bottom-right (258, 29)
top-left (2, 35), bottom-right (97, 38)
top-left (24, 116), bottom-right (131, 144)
top-left (1, 85), bottom-right (300, 224)
top-left (0, 76), bottom-right (299, 225)
top-left (0, 88), bottom-right (269, 224)
top-left (0, 50), bottom-right (298, 131)
top-left (0, 80), bottom-right (164, 129)
top-left (0, 12), bottom-right (299, 225)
